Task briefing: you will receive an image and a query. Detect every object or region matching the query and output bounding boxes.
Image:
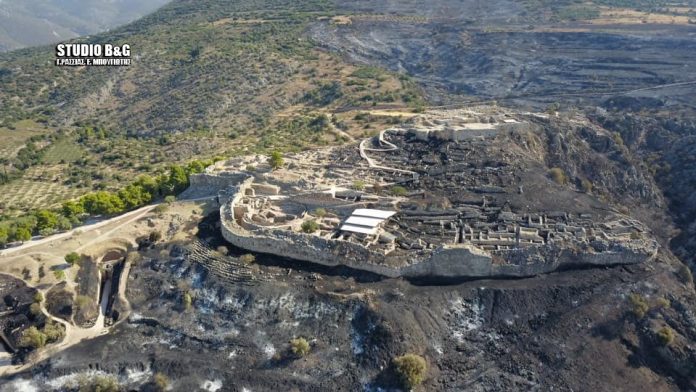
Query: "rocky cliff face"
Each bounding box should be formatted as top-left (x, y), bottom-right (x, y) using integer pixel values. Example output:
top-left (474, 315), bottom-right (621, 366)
top-left (591, 107), bottom-right (696, 275)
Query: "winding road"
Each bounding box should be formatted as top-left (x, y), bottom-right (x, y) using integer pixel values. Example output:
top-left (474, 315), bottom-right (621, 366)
top-left (358, 129), bottom-right (418, 178)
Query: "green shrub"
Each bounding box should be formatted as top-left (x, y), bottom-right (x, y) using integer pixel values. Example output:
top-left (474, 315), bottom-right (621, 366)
top-left (80, 191), bottom-right (125, 215)
top-left (77, 374), bottom-right (121, 392)
top-left (43, 321), bottom-right (65, 343)
top-left (269, 151), bottom-right (284, 170)
top-left (62, 200), bottom-right (85, 220)
top-left (35, 210), bottom-right (58, 233)
top-left (126, 252), bottom-right (142, 266)
top-left (165, 165), bottom-right (189, 195)
top-left (53, 270), bottom-right (66, 281)
top-left (289, 337), bottom-right (310, 358)
top-left (656, 326), bottom-right (675, 346)
top-left (556, 5), bottom-right (600, 21)
top-left (33, 291), bottom-right (43, 303)
top-left (65, 252), bottom-right (80, 265)
top-left (393, 353), bottom-right (428, 389)
top-left (677, 264), bottom-right (693, 285)
top-left (629, 293), bottom-right (649, 318)
top-left (182, 291), bottom-right (193, 311)
top-left (301, 220), bottom-right (319, 233)
top-left (38, 227), bottom-right (55, 237)
top-left (74, 295), bottom-right (93, 312)
top-left (549, 168), bottom-right (568, 185)
top-left (580, 178), bottom-right (593, 193)
top-left (390, 185), bottom-right (408, 197)
top-left (15, 227), bottom-right (31, 242)
top-left (303, 81), bottom-right (343, 106)
top-left (656, 297), bottom-right (671, 309)
top-left (56, 216), bottom-right (72, 231)
top-left (164, 195), bottom-right (176, 204)
top-left (314, 208), bottom-right (327, 218)
top-left (0, 226), bottom-right (8, 246)
top-left (309, 114), bottom-right (331, 131)
top-left (546, 103), bottom-right (560, 114)
top-left (19, 326), bottom-right (47, 349)
top-left (149, 231), bottom-right (162, 243)
top-left (153, 372), bottom-right (169, 392)
top-left (29, 302), bottom-right (42, 317)
top-left (239, 253), bottom-right (256, 265)
top-left (350, 66), bottom-right (386, 80)
top-left (352, 180), bottom-right (365, 191)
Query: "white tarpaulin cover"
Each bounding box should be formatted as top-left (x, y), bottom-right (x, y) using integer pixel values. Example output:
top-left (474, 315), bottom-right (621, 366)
top-left (340, 209), bottom-right (396, 235)
top-left (352, 209), bottom-right (396, 219)
top-left (345, 216), bottom-right (384, 227)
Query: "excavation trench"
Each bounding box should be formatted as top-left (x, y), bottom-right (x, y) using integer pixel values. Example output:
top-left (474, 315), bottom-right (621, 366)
top-left (99, 250), bottom-right (127, 325)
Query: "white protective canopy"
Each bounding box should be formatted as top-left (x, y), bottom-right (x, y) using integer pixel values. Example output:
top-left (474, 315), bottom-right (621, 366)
top-left (340, 209), bottom-right (396, 235)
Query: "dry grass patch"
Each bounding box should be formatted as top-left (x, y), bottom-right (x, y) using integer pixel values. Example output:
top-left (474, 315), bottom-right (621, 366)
top-left (593, 7), bottom-right (692, 25)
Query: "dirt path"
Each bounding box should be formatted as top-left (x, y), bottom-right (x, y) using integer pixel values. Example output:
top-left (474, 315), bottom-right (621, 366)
top-left (358, 129), bottom-right (418, 179)
top-left (0, 205), bottom-right (156, 258)
top-left (0, 195), bottom-right (215, 258)
top-left (0, 281), bottom-right (111, 377)
top-left (0, 196), bottom-right (214, 377)
top-left (328, 122), bottom-right (355, 142)
top-left (0, 264), bottom-right (127, 377)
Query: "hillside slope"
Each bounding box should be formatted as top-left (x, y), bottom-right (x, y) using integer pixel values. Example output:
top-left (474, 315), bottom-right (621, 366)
top-left (1, 0), bottom-right (696, 390)
top-left (0, 0), bottom-right (423, 215)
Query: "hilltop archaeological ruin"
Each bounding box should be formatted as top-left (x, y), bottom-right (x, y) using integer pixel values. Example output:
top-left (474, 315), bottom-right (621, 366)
top-left (190, 109), bottom-right (658, 279)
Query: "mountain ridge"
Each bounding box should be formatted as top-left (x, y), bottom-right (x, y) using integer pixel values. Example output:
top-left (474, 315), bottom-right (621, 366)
top-left (0, 0), bottom-right (170, 52)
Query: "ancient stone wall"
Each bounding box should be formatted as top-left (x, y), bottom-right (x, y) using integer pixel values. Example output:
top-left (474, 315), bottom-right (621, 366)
top-left (183, 172), bottom-right (252, 198)
top-left (407, 121), bottom-right (532, 142)
top-left (220, 180), bottom-right (402, 277)
top-left (218, 175), bottom-right (657, 279)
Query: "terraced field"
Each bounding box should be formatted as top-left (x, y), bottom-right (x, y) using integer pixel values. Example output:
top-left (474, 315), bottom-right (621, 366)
top-left (0, 120), bottom-right (47, 159)
top-left (185, 239), bottom-right (259, 286)
top-left (42, 139), bottom-right (85, 164)
top-left (0, 177), bottom-right (86, 211)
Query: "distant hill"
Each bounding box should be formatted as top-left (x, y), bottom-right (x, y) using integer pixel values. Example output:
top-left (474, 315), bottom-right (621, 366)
top-left (0, 0), bottom-right (170, 52)
top-left (0, 0), bottom-right (424, 214)
top-left (0, 0), bottom-right (695, 216)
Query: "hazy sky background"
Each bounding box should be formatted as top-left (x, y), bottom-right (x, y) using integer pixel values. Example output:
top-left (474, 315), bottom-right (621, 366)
top-left (0, 0), bottom-right (170, 52)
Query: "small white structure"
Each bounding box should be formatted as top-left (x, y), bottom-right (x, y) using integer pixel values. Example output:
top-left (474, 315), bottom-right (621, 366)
top-left (340, 209), bottom-right (396, 235)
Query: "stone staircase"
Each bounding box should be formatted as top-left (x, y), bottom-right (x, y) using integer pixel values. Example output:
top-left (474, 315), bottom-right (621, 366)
top-left (185, 240), bottom-right (258, 286)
